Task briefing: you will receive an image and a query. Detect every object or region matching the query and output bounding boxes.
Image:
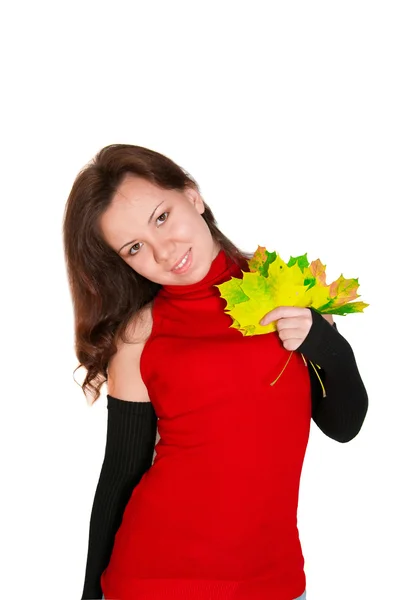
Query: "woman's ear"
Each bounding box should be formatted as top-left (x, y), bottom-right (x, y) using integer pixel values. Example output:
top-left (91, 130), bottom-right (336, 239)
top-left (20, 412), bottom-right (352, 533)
top-left (193, 198), bottom-right (205, 213)
top-left (187, 188), bottom-right (205, 214)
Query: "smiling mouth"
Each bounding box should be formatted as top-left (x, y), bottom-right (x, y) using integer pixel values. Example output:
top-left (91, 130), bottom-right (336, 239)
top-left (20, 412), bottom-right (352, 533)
top-left (171, 248), bottom-right (192, 272)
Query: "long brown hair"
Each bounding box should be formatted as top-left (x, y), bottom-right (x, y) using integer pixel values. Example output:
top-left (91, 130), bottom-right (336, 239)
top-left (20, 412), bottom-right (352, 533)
top-left (62, 144), bottom-right (253, 405)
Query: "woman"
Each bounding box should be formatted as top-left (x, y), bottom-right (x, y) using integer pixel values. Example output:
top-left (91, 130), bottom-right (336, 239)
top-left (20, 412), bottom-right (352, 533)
top-left (63, 144), bottom-right (368, 599)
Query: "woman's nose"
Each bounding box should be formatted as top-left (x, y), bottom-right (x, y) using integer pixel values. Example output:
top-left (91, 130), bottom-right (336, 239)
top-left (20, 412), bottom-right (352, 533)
top-left (153, 245), bottom-right (177, 268)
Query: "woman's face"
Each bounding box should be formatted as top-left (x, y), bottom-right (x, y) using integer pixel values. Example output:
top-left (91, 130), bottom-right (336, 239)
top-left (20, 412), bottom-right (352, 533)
top-left (100, 173), bottom-right (221, 286)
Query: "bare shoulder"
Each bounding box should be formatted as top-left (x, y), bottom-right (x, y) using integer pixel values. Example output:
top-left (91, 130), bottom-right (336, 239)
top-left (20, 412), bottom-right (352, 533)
top-left (127, 301), bottom-right (154, 342)
top-left (107, 302), bottom-right (154, 403)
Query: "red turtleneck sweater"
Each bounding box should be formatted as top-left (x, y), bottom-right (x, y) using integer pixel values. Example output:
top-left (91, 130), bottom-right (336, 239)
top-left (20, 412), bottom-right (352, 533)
top-left (97, 248), bottom-right (368, 600)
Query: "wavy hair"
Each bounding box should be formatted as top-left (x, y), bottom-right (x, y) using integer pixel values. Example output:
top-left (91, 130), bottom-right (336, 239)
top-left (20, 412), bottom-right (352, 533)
top-left (62, 144), bottom-right (253, 405)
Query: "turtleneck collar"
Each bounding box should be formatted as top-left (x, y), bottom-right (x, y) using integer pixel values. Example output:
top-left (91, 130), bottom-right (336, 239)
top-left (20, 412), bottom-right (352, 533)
top-left (159, 248), bottom-right (246, 300)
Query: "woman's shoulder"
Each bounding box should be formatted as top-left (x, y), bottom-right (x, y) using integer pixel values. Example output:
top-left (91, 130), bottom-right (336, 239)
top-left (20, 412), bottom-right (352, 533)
top-left (125, 301), bottom-right (154, 344)
top-left (108, 302), bottom-right (154, 402)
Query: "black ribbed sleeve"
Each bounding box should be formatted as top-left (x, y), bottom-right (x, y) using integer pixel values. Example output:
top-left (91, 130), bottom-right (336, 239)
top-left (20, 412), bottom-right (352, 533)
top-left (81, 395), bottom-right (158, 599)
top-left (296, 307), bottom-right (368, 443)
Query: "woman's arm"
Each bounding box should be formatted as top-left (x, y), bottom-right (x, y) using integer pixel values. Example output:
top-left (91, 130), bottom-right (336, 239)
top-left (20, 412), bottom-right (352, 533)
top-left (81, 308), bottom-right (157, 598)
top-left (296, 307), bottom-right (368, 443)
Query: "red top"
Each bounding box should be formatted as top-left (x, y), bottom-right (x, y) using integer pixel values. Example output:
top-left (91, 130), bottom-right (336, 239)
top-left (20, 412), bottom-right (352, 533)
top-left (101, 248), bottom-right (311, 600)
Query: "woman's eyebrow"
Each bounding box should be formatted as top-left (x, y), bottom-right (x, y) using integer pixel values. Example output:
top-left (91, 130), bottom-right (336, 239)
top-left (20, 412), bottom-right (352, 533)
top-left (117, 200), bottom-right (165, 253)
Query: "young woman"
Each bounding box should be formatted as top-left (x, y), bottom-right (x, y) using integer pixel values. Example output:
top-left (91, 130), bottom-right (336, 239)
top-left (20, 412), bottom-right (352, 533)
top-left (63, 144), bottom-right (368, 600)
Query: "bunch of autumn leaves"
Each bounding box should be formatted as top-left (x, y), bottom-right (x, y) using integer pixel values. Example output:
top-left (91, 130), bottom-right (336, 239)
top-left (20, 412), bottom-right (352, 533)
top-left (215, 245), bottom-right (368, 337)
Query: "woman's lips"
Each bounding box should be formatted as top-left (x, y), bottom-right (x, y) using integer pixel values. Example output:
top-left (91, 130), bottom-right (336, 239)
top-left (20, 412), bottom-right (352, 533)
top-left (171, 248), bottom-right (192, 274)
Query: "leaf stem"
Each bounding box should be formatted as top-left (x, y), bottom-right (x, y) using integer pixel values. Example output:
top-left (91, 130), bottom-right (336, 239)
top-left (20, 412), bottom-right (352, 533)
top-left (308, 359), bottom-right (326, 398)
top-left (270, 351), bottom-right (294, 386)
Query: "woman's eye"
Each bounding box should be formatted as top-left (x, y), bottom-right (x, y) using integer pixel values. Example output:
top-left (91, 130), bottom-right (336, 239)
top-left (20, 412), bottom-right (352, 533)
top-left (157, 212), bottom-right (168, 224)
top-left (129, 242), bottom-right (141, 255)
top-left (128, 211), bottom-right (169, 256)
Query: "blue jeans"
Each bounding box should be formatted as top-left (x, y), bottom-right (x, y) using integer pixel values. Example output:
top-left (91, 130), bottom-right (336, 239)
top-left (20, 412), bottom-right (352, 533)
top-left (103, 590), bottom-right (307, 599)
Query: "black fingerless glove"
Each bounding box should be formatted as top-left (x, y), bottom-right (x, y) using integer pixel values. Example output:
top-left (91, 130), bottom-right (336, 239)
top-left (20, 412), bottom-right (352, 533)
top-left (81, 395), bottom-right (158, 599)
top-left (297, 307), bottom-right (368, 443)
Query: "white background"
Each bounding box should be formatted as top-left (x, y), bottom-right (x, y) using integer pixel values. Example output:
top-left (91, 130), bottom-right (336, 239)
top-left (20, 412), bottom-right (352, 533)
top-left (1, 1), bottom-right (397, 598)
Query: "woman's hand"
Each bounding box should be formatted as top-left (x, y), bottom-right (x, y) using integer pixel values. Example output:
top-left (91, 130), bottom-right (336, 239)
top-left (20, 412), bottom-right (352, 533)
top-left (259, 306), bottom-right (334, 351)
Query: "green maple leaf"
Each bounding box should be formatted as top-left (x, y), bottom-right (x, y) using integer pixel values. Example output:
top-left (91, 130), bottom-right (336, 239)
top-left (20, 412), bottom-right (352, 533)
top-left (214, 245), bottom-right (369, 336)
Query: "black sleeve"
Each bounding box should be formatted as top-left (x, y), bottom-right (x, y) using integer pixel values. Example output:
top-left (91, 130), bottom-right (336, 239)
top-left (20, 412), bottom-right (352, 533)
top-left (81, 395), bottom-right (158, 599)
top-left (296, 307), bottom-right (368, 443)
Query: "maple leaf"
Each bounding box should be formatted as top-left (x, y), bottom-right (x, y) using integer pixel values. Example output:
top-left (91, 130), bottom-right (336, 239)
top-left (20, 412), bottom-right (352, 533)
top-left (214, 245), bottom-right (369, 337)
